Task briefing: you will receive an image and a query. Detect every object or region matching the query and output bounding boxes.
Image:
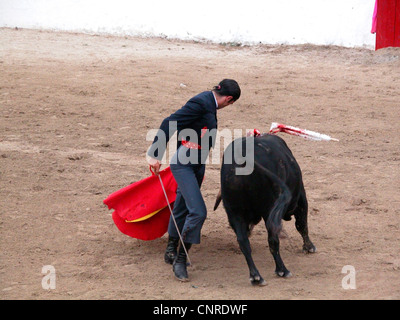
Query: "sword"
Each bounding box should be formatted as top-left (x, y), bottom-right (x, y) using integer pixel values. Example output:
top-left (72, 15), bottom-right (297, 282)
top-left (151, 166), bottom-right (192, 267)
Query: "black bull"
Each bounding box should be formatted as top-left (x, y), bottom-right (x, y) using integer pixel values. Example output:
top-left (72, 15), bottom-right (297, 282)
top-left (214, 134), bottom-right (316, 286)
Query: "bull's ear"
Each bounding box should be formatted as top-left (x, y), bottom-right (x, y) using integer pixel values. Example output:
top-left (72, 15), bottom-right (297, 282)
top-left (213, 189), bottom-right (222, 211)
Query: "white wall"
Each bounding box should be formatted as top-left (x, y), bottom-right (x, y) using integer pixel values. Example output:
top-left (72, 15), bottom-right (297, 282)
top-left (0, 0), bottom-right (376, 48)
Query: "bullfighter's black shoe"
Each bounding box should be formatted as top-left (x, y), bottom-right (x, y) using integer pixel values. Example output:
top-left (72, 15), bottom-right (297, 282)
top-left (164, 236), bottom-right (179, 264)
top-left (173, 243), bottom-right (192, 282)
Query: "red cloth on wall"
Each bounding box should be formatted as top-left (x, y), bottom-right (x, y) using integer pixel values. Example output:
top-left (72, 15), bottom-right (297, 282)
top-left (375, 0), bottom-right (400, 49)
top-left (371, 0), bottom-right (378, 33)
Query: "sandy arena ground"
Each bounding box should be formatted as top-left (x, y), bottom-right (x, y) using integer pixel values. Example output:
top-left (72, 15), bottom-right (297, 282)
top-left (1, 28), bottom-right (399, 300)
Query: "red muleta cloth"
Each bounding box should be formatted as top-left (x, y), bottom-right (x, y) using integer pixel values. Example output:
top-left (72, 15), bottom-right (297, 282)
top-left (103, 166), bottom-right (178, 240)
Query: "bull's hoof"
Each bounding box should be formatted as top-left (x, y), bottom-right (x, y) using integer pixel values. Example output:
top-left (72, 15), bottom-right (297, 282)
top-left (275, 270), bottom-right (292, 278)
top-left (303, 244), bottom-right (317, 253)
top-left (250, 275), bottom-right (267, 286)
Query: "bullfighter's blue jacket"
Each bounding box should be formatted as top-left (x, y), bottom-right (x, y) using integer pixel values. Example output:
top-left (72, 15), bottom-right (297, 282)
top-left (147, 91), bottom-right (218, 162)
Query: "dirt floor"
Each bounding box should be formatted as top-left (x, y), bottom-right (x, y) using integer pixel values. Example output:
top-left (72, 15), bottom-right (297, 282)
top-left (1, 28), bottom-right (399, 300)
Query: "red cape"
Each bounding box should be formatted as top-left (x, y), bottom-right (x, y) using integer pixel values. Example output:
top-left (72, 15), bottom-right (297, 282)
top-left (103, 167), bottom-right (177, 240)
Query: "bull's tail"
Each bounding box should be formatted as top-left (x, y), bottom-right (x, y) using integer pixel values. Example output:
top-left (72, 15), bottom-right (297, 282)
top-left (254, 161), bottom-right (292, 239)
top-left (213, 189), bottom-right (222, 211)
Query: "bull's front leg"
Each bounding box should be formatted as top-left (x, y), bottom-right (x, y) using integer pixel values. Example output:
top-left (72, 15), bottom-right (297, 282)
top-left (295, 218), bottom-right (316, 253)
top-left (294, 191), bottom-right (316, 253)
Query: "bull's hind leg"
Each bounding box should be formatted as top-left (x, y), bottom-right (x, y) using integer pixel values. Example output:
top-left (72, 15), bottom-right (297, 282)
top-left (294, 188), bottom-right (316, 253)
top-left (264, 219), bottom-right (292, 277)
top-left (231, 217), bottom-right (266, 286)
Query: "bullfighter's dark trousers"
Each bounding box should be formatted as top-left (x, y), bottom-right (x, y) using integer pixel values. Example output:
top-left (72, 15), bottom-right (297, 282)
top-left (169, 146), bottom-right (207, 245)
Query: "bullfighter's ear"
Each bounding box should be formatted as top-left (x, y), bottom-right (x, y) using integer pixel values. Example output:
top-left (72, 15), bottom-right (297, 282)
top-left (213, 189), bottom-right (222, 211)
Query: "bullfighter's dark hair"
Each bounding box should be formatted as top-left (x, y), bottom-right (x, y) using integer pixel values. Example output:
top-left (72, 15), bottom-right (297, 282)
top-left (213, 79), bottom-right (241, 101)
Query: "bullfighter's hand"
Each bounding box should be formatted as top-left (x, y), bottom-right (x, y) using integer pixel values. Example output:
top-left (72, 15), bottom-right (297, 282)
top-left (147, 157), bottom-right (161, 175)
